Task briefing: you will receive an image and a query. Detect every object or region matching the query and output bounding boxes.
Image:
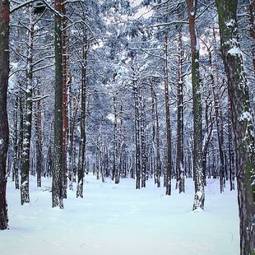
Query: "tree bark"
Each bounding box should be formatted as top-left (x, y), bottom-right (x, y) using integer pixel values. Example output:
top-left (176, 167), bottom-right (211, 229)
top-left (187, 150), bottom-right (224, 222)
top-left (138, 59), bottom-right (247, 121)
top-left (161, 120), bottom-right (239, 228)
top-left (186, 0), bottom-right (205, 210)
top-left (35, 90), bottom-right (43, 188)
top-left (215, 0), bottom-right (255, 254)
top-left (52, 0), bottom-right (64, 208)
top-left (13, 96), bottom-right (19, 189)
top-left (176, 27), bottom-right (185, 193)
top-left (164, 33), bottom-right (172, 196)
top-left (20, 5), bottom-right (35, 205)
top-left (133, 79), bottom-right (141, 189)
top-left (77, 44), bottom-right (88, 198)
top-left (0, 0), bottom-right (9, 230)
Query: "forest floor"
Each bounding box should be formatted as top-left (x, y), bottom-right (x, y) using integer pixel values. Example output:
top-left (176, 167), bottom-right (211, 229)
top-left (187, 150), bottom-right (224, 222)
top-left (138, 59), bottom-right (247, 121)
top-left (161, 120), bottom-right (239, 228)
top-left (0, 174), bottom-right (239, 255)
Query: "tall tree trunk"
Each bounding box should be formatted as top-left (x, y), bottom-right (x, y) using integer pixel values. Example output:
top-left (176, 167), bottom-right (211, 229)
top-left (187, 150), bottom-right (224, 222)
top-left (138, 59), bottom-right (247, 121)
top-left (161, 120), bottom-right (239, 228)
top-left (13, 96), bottom-right (19, 189)
top-left (77, 44), bottom-right (88, 198)
top-left (215, 1), bottom-right (255, 254)
top-left (133, 79), bottom-right (141, 189)
top-left (141, 95), bottom-right (146, 188)
top-left (20, 5), bottom-right (34, 205)
top-left (211, 28), bottom-right (226, 192)
top-left (52, 0), bottom-right (64, 208)
top-left (0, 0), bottom-right (9, 230)
top-left (176, 27), bottom-right (185, 193)
top-left (62, 6), bottom-right (68, 199)
top-left (151, 83), bottom-right (161, 187)
top-left (248, 0), bottom-right (255, 73)
top-left (186, 0), bottom-right (205, 210)
top-left (164, 33), bottom-right (172, 196)
top-left (112, 94), bottom-right (117, 182)
top-left (228, 98), bottom-right (235, 191)
top-left (35, 91), bottom-right (43, 188)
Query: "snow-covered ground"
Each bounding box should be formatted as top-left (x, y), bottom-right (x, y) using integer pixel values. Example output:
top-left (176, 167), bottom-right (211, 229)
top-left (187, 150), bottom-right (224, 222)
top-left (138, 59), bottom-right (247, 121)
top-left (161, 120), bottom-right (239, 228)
top-left (0, 175), bottom-right (239, 255)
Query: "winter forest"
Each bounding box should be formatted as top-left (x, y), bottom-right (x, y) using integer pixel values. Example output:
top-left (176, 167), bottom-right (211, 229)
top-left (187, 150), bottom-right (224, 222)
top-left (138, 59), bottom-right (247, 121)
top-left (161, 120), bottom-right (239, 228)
top-left (0, 0), bottom-right (255, 254)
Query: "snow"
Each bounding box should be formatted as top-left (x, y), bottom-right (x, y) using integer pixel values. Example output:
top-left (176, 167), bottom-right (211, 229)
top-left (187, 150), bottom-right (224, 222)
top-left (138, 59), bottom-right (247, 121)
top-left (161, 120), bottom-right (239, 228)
top-left (0, 175), bottom-right (239, 255)
top-left (239, 111), bottom-right (253, 122)
top-left (225, 19), bottom-right (235, 28)
top-left (228, 46), bottom-right (242, 56)
top-left (106, 113), bottom-right (115, 123)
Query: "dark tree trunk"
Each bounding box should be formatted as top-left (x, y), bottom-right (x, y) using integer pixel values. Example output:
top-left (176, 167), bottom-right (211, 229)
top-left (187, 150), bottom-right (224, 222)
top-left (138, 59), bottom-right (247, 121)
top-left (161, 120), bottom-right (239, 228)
top-left (52, 0), bottom-right (64, 209)
top-left (0, 0), bottom-right (10, 230)
top-left (134, 82), bottom-right (141, 189)
top-left (112, 95), bottom-right (117, 181)
top-left (186, 0), bottom-right (205, 210)
top-left (77, 44), bottom-right (88, 198)
top-left (228, 98), bottom-right (235, 191)
top-left (141, 96), bottom-right (146, 188)
top-left (13, 96), bottom-right (19, 189)
top-left (35, 91), bottom-right (43, 188)
top-left (164, 33), bottom-right (172, 196)
top-left (62, 7), bottom-right (68, 199)
top-left (248, 0), bottom-right (255, 73)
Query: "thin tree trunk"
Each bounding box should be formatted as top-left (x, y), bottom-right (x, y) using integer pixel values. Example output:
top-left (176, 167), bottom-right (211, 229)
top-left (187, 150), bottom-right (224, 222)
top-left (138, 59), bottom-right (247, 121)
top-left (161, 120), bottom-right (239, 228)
top-left (77, 44), bottom-right (88, 198)
top-left (62, 6), bottom-right (68, 199)
top-left (133, 79), bottom-right (141, 189)
top-left (35, 91), bottom-right (43, 188)
top-left (13, 96), bottom-right (19, 189)
top-left (141, 96), bottom-right (146, 188)
top-left (164, 33), bottom-right (172, 196)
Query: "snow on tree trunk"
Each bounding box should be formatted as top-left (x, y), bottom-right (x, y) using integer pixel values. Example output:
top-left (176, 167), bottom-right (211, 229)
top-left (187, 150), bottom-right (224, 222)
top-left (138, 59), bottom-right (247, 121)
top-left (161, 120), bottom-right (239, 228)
top-left (215, 0), bottom-right (255, 254)
top-left (176, 27), bottom-right (185, 194)
top-left (20, 5), bottom-right (34, 205)
top-left (186, 0), bottom-right (205, 210)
